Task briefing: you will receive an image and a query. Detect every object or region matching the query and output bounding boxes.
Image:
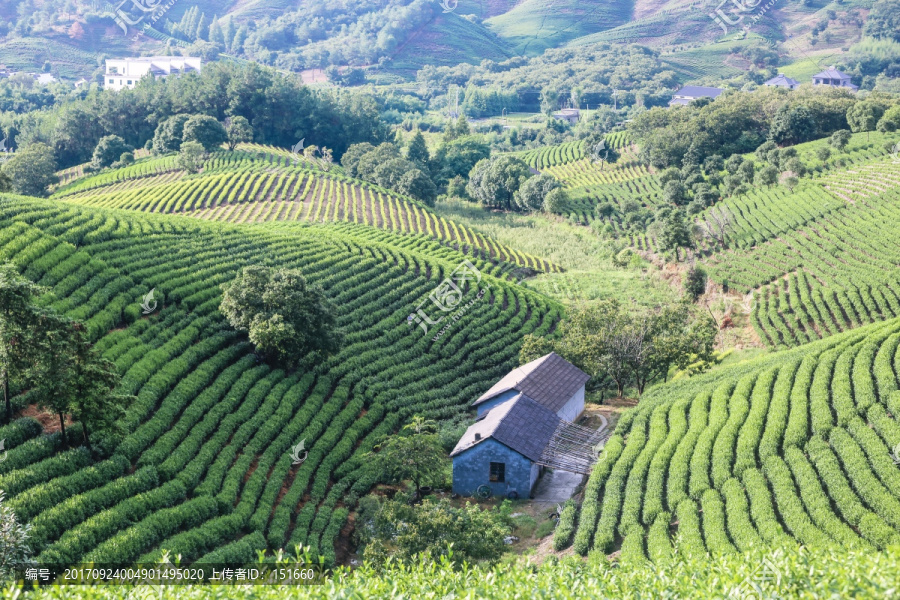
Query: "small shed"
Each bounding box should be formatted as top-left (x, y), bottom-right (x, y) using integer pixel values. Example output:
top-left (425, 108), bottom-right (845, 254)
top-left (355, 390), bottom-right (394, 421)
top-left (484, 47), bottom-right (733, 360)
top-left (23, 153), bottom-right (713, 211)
top-left (450, 393), bottom-right (560, 498)
top-left (472, 352), bottom-right (589, 423)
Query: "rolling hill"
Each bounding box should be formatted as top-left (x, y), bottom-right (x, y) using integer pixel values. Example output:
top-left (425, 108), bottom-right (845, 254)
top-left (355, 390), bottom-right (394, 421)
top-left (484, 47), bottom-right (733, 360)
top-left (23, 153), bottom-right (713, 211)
top-left (0, 190), bottom-right (559, 567)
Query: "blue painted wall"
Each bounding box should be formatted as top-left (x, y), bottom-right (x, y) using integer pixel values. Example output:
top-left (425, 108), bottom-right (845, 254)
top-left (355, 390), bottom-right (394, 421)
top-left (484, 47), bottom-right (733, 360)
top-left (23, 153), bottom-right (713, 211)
top-left (452, 438), bottom-right (535, 498)
top-left (475, 390), bottom-right (518, 417)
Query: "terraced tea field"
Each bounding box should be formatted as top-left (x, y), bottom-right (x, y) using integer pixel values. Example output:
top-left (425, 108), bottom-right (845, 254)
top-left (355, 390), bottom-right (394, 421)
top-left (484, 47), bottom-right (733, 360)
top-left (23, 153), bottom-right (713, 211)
top-left (0, 195), bottom-right (559, 567)
top-left (706, 160), bottom-right (900, 348)
top-left (564, 317), bottom-right (900, 560)
top-left (53, 147), bottom-right (559, 274)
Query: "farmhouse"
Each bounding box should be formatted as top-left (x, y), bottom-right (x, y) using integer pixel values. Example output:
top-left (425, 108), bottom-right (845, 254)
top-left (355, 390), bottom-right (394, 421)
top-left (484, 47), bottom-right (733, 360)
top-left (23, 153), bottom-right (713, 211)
top-left (812, 66), bottom-right (858, 91)
top-left (764, 73), bottom-right (800, 90)
top-left (451, 353), bottom-right (591, 498)
top-left (552, 108), bottom-right (581, 124)
top-left (668, 85), bottom-right (723, 107)
top-left (104, 57), bottom-right (202, 91)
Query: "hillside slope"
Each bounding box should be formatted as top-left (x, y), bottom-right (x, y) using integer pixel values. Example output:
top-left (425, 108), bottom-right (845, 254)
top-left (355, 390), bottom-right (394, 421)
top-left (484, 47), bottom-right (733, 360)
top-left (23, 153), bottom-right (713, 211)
top-left (572, 316), bottom-right (900, 559)
top-left (0, 195), bottom-right (559, 566)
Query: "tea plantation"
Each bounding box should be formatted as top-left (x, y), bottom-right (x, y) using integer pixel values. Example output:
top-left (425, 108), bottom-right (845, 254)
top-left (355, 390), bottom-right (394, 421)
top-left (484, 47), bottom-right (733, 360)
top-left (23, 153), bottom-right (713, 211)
top-left (0, 194), bottom-right (559, 567)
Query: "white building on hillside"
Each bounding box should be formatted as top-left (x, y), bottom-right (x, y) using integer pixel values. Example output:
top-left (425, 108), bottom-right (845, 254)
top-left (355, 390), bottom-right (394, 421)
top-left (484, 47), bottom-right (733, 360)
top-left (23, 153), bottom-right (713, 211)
top-left (104, 57), bottom-right (201, 91)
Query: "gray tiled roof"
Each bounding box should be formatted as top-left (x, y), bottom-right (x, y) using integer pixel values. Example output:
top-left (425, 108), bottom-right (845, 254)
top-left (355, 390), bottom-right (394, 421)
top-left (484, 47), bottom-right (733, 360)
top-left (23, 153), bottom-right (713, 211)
top-left (472, 352), bottom-right (590, 413)
top-left (764, 74), bottom-right (800, 87)
top-left (813, 66), bottom-right (851, 80)
top-left (450, 393), bottom-right (561, 461)
top-left (674, 86), bottom-right (723, 99)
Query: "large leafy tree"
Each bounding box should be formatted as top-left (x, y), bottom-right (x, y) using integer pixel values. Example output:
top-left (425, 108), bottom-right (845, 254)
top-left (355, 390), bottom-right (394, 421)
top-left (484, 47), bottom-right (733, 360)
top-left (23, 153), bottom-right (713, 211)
top-left (1, 143), bottom-right (58, 197)
top-left (152, 114), bottom-right (192, 154)
top-left (846, 102), bottom-right (884, 141)
top-left (369, 416), bottom-right (446, 497)
top-left (225, 116), bottom-right (253, 150)
top-left (514, 173), bottom-right (559, 211)
top-left (91, 135), bottom-right (132, 169)
top-left (182, 115), bottom-right (228, 151)
top-left (466, 155), bottom-right (532, 210)
top-left (0, 264), bottom-right (41, 423)
top-left (220, 266), bottom-right (342, 365)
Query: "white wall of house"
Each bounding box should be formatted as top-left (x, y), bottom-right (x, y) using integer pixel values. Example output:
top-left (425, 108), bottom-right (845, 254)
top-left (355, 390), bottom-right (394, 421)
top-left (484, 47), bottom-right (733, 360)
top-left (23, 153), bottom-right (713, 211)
top-left (557, 386), bottom-right (585, 423)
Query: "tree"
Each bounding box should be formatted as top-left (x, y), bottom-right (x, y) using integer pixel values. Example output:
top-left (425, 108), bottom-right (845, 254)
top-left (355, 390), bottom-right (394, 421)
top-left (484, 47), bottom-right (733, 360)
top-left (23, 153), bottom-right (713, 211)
top-left (830, 129), bottom-right (852, 151)
top-left (220, 266), bottom-right (342, 365)
top-left (815, 146), bottom-right (832, 162)
top-left (755, 164), bottom-right (778, 187)
top-left (397, 169), bottom-right (438, 206)
top-left (700, 205), bottom-right (733, 248)
top-left (863, 0), bottom-right (900, 42)
top-left (406, 130), bottom-right (429, 168)
top-left (183, 115), bottom-right (228, 151)
top-left (67, 345), bottom-right (127, 452)
top-left (628, 304), bottom-right (717, 394)
top-left (91, 135), bottom-right (131, 170)
top-left (846, 102), bottom-right (883, 141)
top-left (466, 156), bottom-right (532, 210)
top-left (782, 174), bottom-right (799, 191)
top-left (432, 136), bottom-right (490, 184)
top-left (152, 114), bottom-right (192, 154)
top-left (770, 105), bottom-right (817, 145)
top-left (1, 143), bottom-right (58, 197)
top-left (663, 180), bottom-right (687, 206)
top-left (543, 187), bottom-right (570, 214)
top-left (177, 141), bottom-right (206, 174)
top-left (725, 153), bottom-right (744, 174)
top-left (28, 312), bottom-right (81, 448)
top-left (0, 172), bottom-right (9, 193)
top-left (684, 266), bottom-right (707, 302)
top-left (0, 264), bottom-right (42, 423)
top-left (369, 416), bottom-right (446, 497)
top-left (657, 209), bottom-right (694, 261)
top-left (877, 105), bottom-right (900, 132)
top-left (0, 492), bottom-right (31, 581)
top-left (514, 173), bottom-right (559, 211)
top-left (225, 116), bottom-right (253, 151)
top-left (28, 313), bottom-right (125, 450)
top-left (357, 494), bottom-right (512, 567)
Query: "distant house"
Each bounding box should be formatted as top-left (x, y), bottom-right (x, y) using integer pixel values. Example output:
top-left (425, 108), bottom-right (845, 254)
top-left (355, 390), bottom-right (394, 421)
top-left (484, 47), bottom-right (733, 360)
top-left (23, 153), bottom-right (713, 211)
top-left (451, 353), bottom-right (591, 498)
top-left (812, 66), bottom-right (858, 91)
top-left (104, 57), bottom-right (202, 91)
top-left (764, 74), bottom-right (800, 90)
top-left (668, 85), bottom-right (724, 107)
top-left (35, 73), bottom-right (56, 85)
top-left (552, 108), bottom-right (581, 124)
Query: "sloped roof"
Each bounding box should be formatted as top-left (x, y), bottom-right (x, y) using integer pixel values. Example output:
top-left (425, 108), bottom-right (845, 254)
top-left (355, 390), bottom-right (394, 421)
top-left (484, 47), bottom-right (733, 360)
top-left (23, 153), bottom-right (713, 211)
top-left (813, 66), bottom-right (851, 80)
top-left (673, 86), bottom-right (723, 99)
top-left (472, 352), bottom-right (590, 413)
top-left (450, 393), bottom-right (561, 461)
top-left (764, 74), bottom-right (799, 87)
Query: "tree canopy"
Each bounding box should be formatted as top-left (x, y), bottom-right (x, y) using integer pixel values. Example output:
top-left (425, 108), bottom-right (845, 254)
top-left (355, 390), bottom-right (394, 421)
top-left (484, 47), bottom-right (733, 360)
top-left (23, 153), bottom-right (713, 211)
top-left (220, 266), bottom-right (343, 366)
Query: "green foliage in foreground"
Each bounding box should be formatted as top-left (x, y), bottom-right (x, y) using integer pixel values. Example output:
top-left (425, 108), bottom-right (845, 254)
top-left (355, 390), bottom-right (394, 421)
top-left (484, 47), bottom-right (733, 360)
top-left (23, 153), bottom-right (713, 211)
top-left (11, 545), bottom-right (900, 599)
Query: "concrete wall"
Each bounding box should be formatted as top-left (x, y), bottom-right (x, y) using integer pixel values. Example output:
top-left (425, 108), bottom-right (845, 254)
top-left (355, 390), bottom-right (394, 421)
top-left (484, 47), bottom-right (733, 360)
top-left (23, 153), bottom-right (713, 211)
top-left (557, 386), bottom-right (585, 423)
top-left (475, 389), bottom-right (518, 417)
top-left (452, 438), bottom-right (535, 498)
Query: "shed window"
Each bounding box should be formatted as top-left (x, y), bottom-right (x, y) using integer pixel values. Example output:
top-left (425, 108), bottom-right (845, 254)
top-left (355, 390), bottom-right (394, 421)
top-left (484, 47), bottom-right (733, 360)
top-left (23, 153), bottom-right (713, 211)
top-left (489, 462), bottom-right (505, 483)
